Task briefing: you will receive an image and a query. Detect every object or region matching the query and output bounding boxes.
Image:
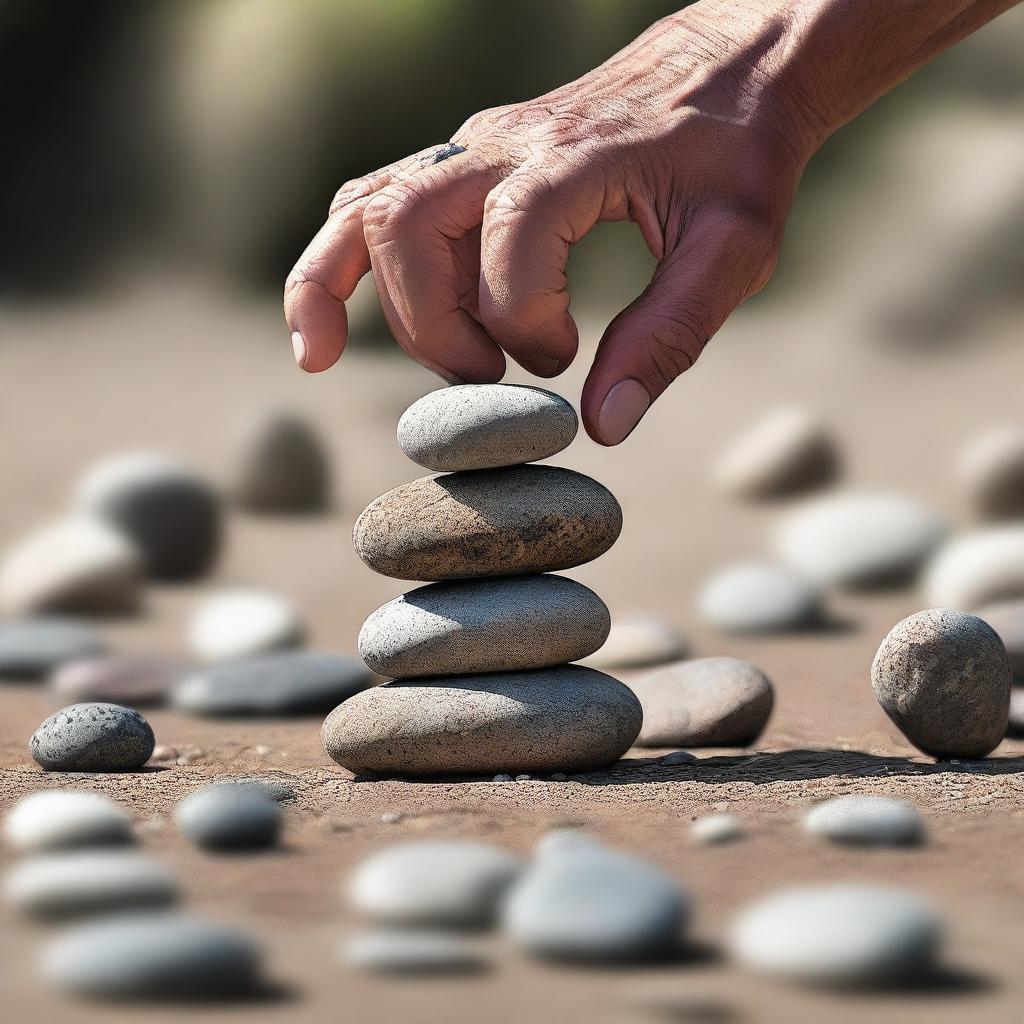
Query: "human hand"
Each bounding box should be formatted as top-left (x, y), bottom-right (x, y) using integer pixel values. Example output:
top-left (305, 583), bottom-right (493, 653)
top-left (284, 0), bottom-right (1013, 444)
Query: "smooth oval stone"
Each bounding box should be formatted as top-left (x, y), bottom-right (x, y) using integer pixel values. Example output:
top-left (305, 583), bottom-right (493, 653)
top-left (52, 655), bottom-right (186, 707)
top-left (42, 914), bottom-right (261, 998)
top-left (77, 453), bottom-right (222, 580)
top-left (714, 407), bottom-right (838, 500)
top-left (353, 465), bottom-right (622, 581)
top-left (215, 773), bottom-right (297, 803)
top-left (977, 599), bottom-right (1024, 682)
top-left (231, 411), bottom-right (331, 513)
top-left (4, 851), bottom-right (177, 919)
top-left (803, 795), bottom-right (924, 846)
top-left (349, 840), bottom-right (520, 927)
top-left (1007, 689), bottom-right (1024, 739)
top-left (924, 527), bottom-right (1024, 610)
top-left (630, 657), bottom-right (774, 747)
top-left (398, 384), bottom-right (578, 472)
top-left (174, 785), bottom-right (282, 851)
top-left (690, 814), bottom-right (745, 845)
top-left (344, 930), bottom-right (486, 974)
top-left (776, 493), bottom-right (945, 587)
top-left (188, 589), bottom-right (304, 662)
top-left (697, 562), bottom-right (821, 633)
top-left (322, 667), bottom-right (642, 776)
top-left (581, 617), bottom-right (688, 670)
top-left (957, 427), bottom-right (1024, 520)
top-left (872, 608), bottom-right (1010, 759)
top-left (534, 829), bottom-right (603, 857)
top-left (359, 575), bottom-right (610, 678)
top-left (173, 651), bottom-right (373, 716)
top-left (4, 791), bottom-right (133, 852)
top-left (30, 703), bottom-right (156, 772)
top-left (0, 517), bottom-right (142, 616)
top-left (502, 846), bottom-right (688, 962)
top-left (731, 885), bottom-right (942, 986)
top-left (0, 620), bottom-right (104, 680)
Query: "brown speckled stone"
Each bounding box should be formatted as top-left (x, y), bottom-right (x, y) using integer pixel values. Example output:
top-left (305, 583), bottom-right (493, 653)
top-left (321, 667), bottom-right (641, 776)
top-left (353, 466), bottom-right (622, 581)
top-left (871, 608), bottom-right (1010, 759)
top-left (628, 657), bottom-right (774, 747)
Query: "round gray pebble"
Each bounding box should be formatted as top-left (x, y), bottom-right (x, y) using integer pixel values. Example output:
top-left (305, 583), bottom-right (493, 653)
top-left (503, 846), bottom-right (688, 962)
top-left (397, 384), bottom-right (577, 472)
top-left (4, 790), bottom-right (133, 852)
top-left (697, 562), bottom-right (821, 633)
top-left (349, 840), bottom-right (521, 928)
top-left (0, 619), bottom-right (104, 680)
top-left (924, 527), bottom-right (1024, 610)
top-left (731, 885), bottom-right (942, 986)
top-left (871, 608), bottom-right (1010, 759)
top-left (174, 785), bottom-right (282, 851)
top-left (803, 795), bottom-right (924, 846)
top-left (359, 574), bottom-right (610, 678)
top-left (4, 850), bottom-right (177, 919)
top-left (30, 703), bottom-right (155, 772)
top-left (42, 914), bottom-right (261, 999)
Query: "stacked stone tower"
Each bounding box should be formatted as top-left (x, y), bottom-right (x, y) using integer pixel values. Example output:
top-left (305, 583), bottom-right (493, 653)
top-left (321, 384), bottom-right (642, 777)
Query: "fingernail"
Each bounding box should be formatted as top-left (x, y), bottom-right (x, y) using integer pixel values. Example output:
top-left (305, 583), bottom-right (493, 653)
top-left (291, 331), bottom-right (306, 369)
top-left (597, 379), bottom-right (650, 445)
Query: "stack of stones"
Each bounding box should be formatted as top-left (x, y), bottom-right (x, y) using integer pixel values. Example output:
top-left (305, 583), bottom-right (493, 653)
top-left (321, 384), bottom-right (643, 778)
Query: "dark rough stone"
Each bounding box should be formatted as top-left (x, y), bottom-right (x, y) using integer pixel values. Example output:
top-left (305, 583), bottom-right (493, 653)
top-left (30, 703), bottom-right (155, 772)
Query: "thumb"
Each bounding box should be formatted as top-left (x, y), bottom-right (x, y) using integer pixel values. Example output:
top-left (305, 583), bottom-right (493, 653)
top-left (581, 203), bottom-right (780, 445)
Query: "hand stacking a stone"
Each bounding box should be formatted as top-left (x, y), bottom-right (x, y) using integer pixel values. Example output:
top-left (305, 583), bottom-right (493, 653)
top-left (284, 1), bottom-right (1012, 445)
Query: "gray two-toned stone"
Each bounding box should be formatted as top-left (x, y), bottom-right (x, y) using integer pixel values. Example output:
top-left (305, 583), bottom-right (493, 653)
top-left (871, 608), bottom-right (1010, 759)
top-left (803, 796), bottom-right (924, 846)
top-left (322, 666), bottom-right (642, 776)
top-left (359, 574), bottom-right (610, 678)
top-left (398, 384), bottom-right (577, 472)
top-left (173, 651), bottom-right (373, 716)
top-left (697, 562), bottom-right (821, 633)
top-left (30, 703), bottom-right (155, 772)
top-left (4, 791), bottom-right (133, 852)
top-left (353, 466), bottom-right (621, 581)
top-left (629, 657), bottom-right (774, 747)
top-left (924, 527), bottom-right (1024, 610)
top-left (174, 784), bottom-right (282, 851)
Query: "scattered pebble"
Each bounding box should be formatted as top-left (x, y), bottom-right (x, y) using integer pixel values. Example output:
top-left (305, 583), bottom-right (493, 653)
top-left (691, 814), bottom-right (745, 845)
top-left (359, 575), bottom-right (610, 678)
top-left (629, 657), bottom-right (774, 747)
top-left (714, 407), bottom-right (838, 500)
top-left (493, 774), bottom-right (513, 783)
top-left (349, 840), bottom-right (521, 928)
top-left (956, 426), bottom-right (1024, 520)
top-left (174, 785), bottom-right (282, 851)
top-left (697, 562), bottom-right (821, 632)
top-left (776, 492), bottom-right (945, 587)
top-left (0, 619), bottom-right (104, 680)
top-left (42, 914), bottom-right (261, 999)
top-left (353, 466), bottom-right (621, 580)
top-left (187, 589), bottom-right (304, 662)
top-left (343, 929), bottom-right (486, 974)
top-left (150, 745), bottom-right (177, 761)
top-left (550, 772), bottom-right (567, 782)
top-left (730, 884), bottom-right (942, 986)
top-left (322, 667), bottom-right (642, 777)
top-left (503, 846), bottom-right (688, 962)
top-left (924, 526), bottom-right (1024, 610)
top-left (30, 703), bottom-right (156, 772)
top-left (872, 609), bottom-right (1010, 758)
top-left (660, 751), bottom-right (697, 766)
top-left (77, 453), bottom-right (221, 580)
top-left (230, 411), bottom-right (331, 513)
top-left (581, 617), bottom-right (688, 670)
top-left (4, 851), bottom-right (177, 919)
top-left (397, 384), bottom-right (577, 472)
top-left (515, 774), bottom-right (531, 782)
top-left (173, 651), bottom-right (372, 716)
top-left (4, 791), bottom-right (133, 852)
top-left (803, 795), bottom-right (924, 846)
top-left (217, 773), bottom-right (297, 803)
top-left (977, 599), bottom-right (1024, 682)
top-left (51, 654), bottom-right (186, 707)
top-left (0, 516), bottom-right (141, 616)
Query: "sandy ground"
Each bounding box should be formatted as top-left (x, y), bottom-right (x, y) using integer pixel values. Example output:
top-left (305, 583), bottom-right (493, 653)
top-left (1, 283), bottom-right (1023, 1023)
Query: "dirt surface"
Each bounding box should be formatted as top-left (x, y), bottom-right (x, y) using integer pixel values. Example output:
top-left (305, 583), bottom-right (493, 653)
top-left (1, 284), bottom-right (1023, 1023)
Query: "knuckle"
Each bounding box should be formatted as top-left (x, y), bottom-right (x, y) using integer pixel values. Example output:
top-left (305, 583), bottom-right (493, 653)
top-left (645, 302), bottom-right (711, 387)
top-left (362, 180), bottom-right (428, 245)
top-left (329, 176), bottom-right (369, 215)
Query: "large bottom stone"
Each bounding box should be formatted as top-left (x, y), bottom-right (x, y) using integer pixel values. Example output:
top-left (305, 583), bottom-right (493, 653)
top-left (322, 667), bottom-right (642, 777)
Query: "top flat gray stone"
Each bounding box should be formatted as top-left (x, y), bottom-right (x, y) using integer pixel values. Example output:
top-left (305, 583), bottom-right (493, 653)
top-left (397, 384), bottom-right (577, 472)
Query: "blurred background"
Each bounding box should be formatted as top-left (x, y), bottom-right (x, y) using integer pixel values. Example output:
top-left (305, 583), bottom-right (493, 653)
top-left (2, 2), bottom-right (1024, 1022)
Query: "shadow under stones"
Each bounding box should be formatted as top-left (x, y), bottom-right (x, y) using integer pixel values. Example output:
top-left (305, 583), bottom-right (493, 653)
top-left (568, 750), bottom-right (1024, 787)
